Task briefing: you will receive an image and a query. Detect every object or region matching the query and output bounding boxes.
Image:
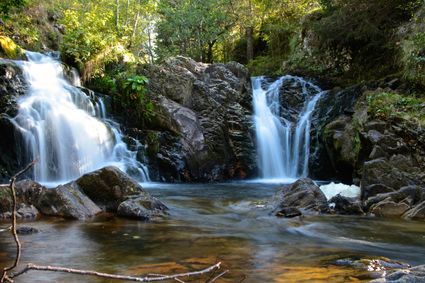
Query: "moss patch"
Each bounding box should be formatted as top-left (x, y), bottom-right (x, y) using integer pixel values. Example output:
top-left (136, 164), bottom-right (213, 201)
top-left (367, 91), bottom-right (425, 126)
top-left (0, 36), bottom-right (24, 59)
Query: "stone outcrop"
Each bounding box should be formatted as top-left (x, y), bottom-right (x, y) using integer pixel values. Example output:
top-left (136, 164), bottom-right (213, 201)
top-left (134, 56), bottom-right (256, 182)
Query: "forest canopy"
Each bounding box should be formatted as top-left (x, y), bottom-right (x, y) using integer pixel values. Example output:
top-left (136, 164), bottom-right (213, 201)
top-left (1, 0), bottom-right (424, 85)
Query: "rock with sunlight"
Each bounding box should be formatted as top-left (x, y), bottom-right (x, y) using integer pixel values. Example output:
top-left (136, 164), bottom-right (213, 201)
top-left (36, 182), bottom-right (102, 220)
top-left (76, 166), bottom-right (168, 218)
top-left (272, 178), bottom-right (329, 215)
top-left (137, 57), bottom-right (256, 182)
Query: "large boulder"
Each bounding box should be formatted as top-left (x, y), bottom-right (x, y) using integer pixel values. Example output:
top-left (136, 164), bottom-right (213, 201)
top-left (36, 182), bottom-right (101, 220)
top-left (76, 166), bottom-right (168, 219)
top-left (134, 57), bottom-right (256, 182)
top-left (272, 178), bottom-right (329, 215)
top-left (76, 166), bottom-right (146, 211)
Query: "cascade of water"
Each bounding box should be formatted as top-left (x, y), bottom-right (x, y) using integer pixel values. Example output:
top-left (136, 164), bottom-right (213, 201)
top-left (252, 75), bottom-right (324, 180)
top-left (10, 51), bottom-right (149, 184)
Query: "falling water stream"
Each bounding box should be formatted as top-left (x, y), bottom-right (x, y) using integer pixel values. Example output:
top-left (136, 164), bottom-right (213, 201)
top-left (9, 52), bottom-right (149, 184)
top-left (252, 76), bottom-right (324, 180)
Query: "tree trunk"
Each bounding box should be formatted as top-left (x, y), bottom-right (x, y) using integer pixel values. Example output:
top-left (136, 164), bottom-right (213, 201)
top-left (206, 40), bottom-right (216, 63)
top-left (246, 26), bottom-right (254, 62)
top-left (130, 0), bottom-right (141, 48)
top-left (115, 0), bottom-right (120, 31)
top-left (125, 0), bottom-right (130, 26)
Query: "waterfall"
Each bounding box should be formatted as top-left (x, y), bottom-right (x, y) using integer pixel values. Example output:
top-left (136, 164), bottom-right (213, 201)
top-left (252, 75), bottom-right (324, 180)
top-left (10, 51), bottom-right (149, 184)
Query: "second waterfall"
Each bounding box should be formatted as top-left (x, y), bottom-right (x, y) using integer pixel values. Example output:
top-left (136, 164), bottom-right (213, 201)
top-left (252, 76), bottom-right (324, 180)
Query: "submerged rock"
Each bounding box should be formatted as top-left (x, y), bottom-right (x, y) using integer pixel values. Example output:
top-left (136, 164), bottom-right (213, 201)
top-left (272, 178), bottom-right (329, 214)
top-left (275, 207), bottom-right (303, 218)
top-left (370, 265), bottom-right (425, 283)
top-left (117, 195), bottom-right (168, 220)
top-left (16, 226), bottom-right (39, 235)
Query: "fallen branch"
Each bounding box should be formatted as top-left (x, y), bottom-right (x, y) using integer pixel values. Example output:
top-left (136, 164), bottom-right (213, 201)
top-left (207, 269), bottom-right (229, 283)
top-left (11, 262), bottom-right (222, 282)
top-left (1, 160), bottom-right (37, 283)
top-left (0, 227), bottom-right (12, 233)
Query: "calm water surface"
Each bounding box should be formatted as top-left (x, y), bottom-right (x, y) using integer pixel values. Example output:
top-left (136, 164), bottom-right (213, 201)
top-left (1, 182), bottom-right (425, 282)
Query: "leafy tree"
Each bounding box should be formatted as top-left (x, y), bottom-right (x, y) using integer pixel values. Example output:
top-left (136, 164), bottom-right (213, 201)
top-left (0, 0), bottom-right (28, 16)
top-left (156, 0), bottom-right (233, 62)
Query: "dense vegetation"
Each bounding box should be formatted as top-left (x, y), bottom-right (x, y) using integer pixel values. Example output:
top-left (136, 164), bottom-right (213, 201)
top-left (1, 0), bottom-right (424, 123)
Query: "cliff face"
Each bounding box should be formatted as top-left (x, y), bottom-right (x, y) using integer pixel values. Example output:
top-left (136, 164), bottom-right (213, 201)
top-left (0, 60), bottom-right (28, 181)
top-left (130, 57), bottom-right (257, 182)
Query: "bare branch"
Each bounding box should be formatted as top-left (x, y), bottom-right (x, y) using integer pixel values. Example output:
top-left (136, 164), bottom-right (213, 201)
top-left (207, 270), bottom-right (229, 283)
top-left (11, 262), bottom-right (222, 282)
top-left (1, 160), bottom-right (37, 282)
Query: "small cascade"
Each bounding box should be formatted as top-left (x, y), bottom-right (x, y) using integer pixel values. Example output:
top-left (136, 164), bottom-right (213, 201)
top-left (10, 51), bottom-right (149, 184)
top-left (252, 75), bottom-right (324, 180)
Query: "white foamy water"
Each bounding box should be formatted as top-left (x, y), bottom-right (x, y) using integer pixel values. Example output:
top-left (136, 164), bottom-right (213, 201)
top-left (10, 51), bottom-right (149, 183)
top-left (252, 76), bottom-right (324, 179)
top-left (320, 182), bottom-right (361, 200)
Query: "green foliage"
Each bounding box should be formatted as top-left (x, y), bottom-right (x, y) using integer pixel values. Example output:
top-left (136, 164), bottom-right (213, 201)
top-left (156, 0), bottom-right (232, 63)
top-left (367, 92), bottom-right (425, 126)
top-left (401, 31), bottom-right (425, 86)
top-left (59, 0), bottom-right (156, 80)
top-left (119, 74), bottom-right (154, 124)
top-left (0, 0), bottom-right (28, 16)
top-left (247, 56), bottom-right (283, 76)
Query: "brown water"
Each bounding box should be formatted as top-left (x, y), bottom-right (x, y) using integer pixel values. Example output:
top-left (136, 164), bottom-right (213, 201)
top-left (1, 182), bottom-right (425, 282)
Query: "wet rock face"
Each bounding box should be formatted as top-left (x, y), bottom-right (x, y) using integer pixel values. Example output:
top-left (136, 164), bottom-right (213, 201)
top-left (309, 84), bottom-right (365, 179)
top-left (0, 61), bottom-right (28, 182)
top-left (272, 178), bottom-right (329, 214)
top-left (138, 57), bottom-right (256, 182)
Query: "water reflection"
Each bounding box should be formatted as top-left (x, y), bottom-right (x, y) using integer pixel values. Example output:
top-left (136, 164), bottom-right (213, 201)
top-left (1, 182), bottom-right (425, 282)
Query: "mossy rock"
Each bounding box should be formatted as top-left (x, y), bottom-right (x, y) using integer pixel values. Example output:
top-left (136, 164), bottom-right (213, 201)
top-left (0, 36), bottom-right (25, 59)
